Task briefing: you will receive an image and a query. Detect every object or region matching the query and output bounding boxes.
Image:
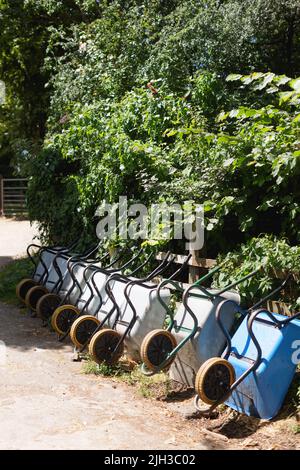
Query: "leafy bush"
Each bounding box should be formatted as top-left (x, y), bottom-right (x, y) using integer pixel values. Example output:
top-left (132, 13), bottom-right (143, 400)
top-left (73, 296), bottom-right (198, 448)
top-left (213, 235), bottom-right (300, 308)
top-left (1, 1), bottom-right (300, 263)
top-left (13, 71), bottom-right (299, 254)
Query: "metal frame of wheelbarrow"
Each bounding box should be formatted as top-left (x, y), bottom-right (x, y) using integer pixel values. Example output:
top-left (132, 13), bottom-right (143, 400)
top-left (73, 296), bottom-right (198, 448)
top-left (140, 266), bottom-right (261, 375)
top-left (90, 253), bottom-right (193, 365)
top-left (26, 237), bottom-right (81, 284)
top-left (40, 241), bottom-right (102, 291)
top-left (24, 241), bottom-right (103, 314)
top-left (16, 238), bottom-right (82, 303)
top-left (75, 251), bottom-right (177, 356)
top-left (35, 247), bottom-right (114, 324)
top-left (78, 248), bottom-right (154, 317)
top-left (60, 248), bottom-right (145, 314)
top-left (27, 240), bottom-right (99, 296)
top-left (34, 244), bottom-right (128, 323)
top-left (49, 243), bottom-right (112, 298)
top-left (194, 275), bottom-right (294, 415)
top-left (54, 248), bottom-right (153, 341)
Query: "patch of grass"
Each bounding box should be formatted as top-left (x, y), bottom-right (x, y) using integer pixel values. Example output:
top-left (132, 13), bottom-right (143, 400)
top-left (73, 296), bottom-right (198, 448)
top-left (82, 358), bottom-right (125, 378)
top-left (0, 257), bottom-right (33, 304)
top-left (291, 424), bottom-right (300, 434)
top-left (82, 356), bottom-right (171, 399)
top-left (121, 366), bottom-right (171, 398)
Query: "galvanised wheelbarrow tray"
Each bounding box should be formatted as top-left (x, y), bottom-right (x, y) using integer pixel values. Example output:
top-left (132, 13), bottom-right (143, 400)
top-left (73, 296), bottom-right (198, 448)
top-left (50, 248), bottom-right (150, 339)
top-left (68, 252), bottom-right (176, 357)
top-left (19, 239), bottom-right (98, 310)
top-left (68, 253), bottom-right (181, 363)
top-left (139, 267), bottom-right (262, 386)
top-left (23, 241), bottom-right (102, 313)
top-left (194, 277), bottom-right (300, 420)
top-left (15, 237), bottom-right (81, 303)
top-left (34, 246), bottom-right (124, 322)
top-left (86, 254), bottom-right (192, 365)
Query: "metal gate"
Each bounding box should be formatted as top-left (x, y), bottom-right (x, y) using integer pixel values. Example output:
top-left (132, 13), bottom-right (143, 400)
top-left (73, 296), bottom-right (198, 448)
top-left (0, 177), bottom-right (28, 216)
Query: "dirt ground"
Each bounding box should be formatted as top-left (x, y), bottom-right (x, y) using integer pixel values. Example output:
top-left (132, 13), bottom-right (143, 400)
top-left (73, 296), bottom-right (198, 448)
top-left (0, 302), bottom-right (216, 450)
top-left (0, 217), bottom-right (299, 450)
top-left (0, 217), bottom-right (212, 450)
top-left (0, 303), bottom-right (299, 450)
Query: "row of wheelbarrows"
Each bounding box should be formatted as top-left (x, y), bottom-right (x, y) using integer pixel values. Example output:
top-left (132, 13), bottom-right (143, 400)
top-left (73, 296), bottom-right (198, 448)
top-left (16, 239), bottom-right (300, 421)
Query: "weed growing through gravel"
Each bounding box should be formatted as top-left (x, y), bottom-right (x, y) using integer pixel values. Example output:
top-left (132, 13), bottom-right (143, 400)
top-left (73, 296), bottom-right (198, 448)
top-left (82, 357), bottom-right (172, 399)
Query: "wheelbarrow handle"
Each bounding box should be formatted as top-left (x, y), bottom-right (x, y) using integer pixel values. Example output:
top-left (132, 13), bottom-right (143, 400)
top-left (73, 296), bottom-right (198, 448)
top-left (37, 246), bottom-right (66, 284)
top-left (103, 253), bottom-right (175, 331)
top-left (167, 254), bottom-right (192, 281)
top-left (157, 258), bottom-right (222, 328)
top-left (81, 248), bottom-right (144, 309)
top-left (106, 250), bottom-right (172, 284)
top-left (129, 252), bottom-right (154, 276)
top-left (213, 298), bottom-right (244, 360)
top-left (65, 241), bottom-right (101, 270)
top-left (69, 251), bottom-right (113, 302)
top-left (193, 261), bottom-right (227, 287)
top-left (81, 241), bottom-right (102, 259)
top-left (73, 249), bottom-right (127, 297)
top-left (117, 247), bottom-right (144, 271)
top-left (118, 255), bottom-right (180, 344)
top-left (81, 249), bottom-right (121, 280)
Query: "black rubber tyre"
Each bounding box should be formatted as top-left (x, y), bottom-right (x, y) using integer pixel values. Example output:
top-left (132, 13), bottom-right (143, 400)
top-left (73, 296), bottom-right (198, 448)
top-left (140, 329), bottom-right (177, 371)
top-left (89, 329), bottom-right (124, 365)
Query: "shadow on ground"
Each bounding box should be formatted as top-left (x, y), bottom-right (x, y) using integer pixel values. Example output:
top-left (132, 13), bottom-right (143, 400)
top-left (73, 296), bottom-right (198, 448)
top-left (0, 301), bottom-right (73, 353)
top-left (211, 414), bottom-right (261, 439)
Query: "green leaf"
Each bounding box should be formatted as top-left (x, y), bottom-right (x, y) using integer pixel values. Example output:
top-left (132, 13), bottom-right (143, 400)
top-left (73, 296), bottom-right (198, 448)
top-left (266, 86), bottom-right (278, 94)
top-left (274, 75), bottom-right (291, 86)
top-left (229, 109), bottom-right (239, 118)
top-left (165, 129), bottom-right (177, 137)
top-left (226, 74), bottom-right (243, 82)
top-left (289, 78), bottom-right (300, 91)
top-left (217, 111), bottom-right (228, 122)
top-left (223, 158), bottom-right (234, 167)
top-left (279, 91), bottom-right (294, 104)
top-left (203, 200), bottom-right (214, 212)
top-left (241, 75), bottom-right (253, 85)
top-left (251, 72), bottom-right (264, 80)
top-left (256, 73), bottom-right (275, 90)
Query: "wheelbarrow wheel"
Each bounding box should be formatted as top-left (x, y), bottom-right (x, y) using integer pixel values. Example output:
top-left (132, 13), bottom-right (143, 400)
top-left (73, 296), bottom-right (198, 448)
top-left (36, 293), bottom-right (61, 321)
top-left (70, 315), bottom-right (100, 349)
top-left (25, 285), bottom-right (48, 311)
top-left (89, 329), bottom-right (124, 365)
top-left (16, 279), bottom-right (38, 303)
top-left (195, 357), bottom-right (236, 405)
top-left (140, 329), bottom-right (177, 372)
top-left (51, 305), bottom-right (80, 335)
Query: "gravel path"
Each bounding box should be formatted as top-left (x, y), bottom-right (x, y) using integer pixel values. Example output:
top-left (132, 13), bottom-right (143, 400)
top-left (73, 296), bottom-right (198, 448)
top-left (0, 217), bottom-right (298, 450)
top-left (0, 217), bottom-right (215, 450)
top-left (0, 217), bottom-right (38, 267)
top-left (0, 302), bottom-right (214, 450)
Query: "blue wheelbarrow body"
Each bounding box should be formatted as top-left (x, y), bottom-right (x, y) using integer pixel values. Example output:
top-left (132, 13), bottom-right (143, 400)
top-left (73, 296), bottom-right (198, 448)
top-left (225, 311), bottom-right (300, 419)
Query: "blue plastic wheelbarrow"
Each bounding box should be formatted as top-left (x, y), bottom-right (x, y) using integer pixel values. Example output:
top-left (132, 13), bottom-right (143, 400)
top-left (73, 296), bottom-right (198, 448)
top-left (194, 277), bottom-right (300, 420)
